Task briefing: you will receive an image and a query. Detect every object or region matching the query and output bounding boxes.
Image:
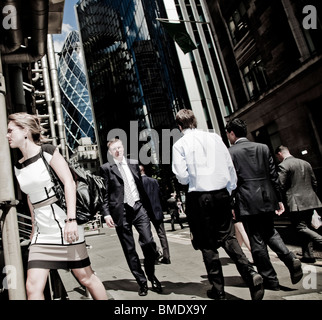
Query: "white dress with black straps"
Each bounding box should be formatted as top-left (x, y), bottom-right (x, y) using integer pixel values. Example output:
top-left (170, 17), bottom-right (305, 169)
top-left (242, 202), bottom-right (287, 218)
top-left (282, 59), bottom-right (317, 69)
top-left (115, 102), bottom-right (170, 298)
top-left (14, 144), bottom-right (90, 270)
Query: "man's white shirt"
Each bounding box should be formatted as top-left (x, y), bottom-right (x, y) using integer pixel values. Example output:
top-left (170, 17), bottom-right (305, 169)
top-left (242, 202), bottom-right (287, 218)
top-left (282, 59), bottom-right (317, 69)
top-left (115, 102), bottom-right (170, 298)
top-left (115, 157), bottom-right (140, 203)
top-left (172, 128), bottom-right (237, 194)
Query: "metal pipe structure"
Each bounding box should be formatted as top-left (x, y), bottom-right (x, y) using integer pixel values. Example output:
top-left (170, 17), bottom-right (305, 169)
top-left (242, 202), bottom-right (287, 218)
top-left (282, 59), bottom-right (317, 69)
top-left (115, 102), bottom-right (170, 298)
top-left (0, 0), bottom-right (65, 299)
top-left (2, 0), bottom-right (48, 64)
top-left (41, 54), bottom-right (58, 146)
top-left (0, 52), bottom-right (26, 300)
top-left (10, 64), bottom-right (26, 112)
top-left (47, 34), bottom-right (68, 159)
top-left (0, 0), bottom-right (23, 54)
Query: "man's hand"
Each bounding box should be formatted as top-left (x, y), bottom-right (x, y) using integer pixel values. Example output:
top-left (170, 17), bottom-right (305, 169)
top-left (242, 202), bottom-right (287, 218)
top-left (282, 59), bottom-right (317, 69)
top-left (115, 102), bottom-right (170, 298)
top-left (275, 202), bottom-right (285, 216)
top-left (105, 215), bottom-right (115, 228)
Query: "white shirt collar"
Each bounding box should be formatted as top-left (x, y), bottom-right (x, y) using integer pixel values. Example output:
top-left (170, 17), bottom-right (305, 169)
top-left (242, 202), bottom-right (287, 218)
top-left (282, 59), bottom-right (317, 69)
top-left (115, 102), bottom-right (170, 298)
top-left (114, 157), bottom-right (126, 165)
top-left (182, 128), bottom-right (195, 135)
top-left (235, 137), bottom-right (248, 144)
top-left (283, 155), bottom-right (292, 161)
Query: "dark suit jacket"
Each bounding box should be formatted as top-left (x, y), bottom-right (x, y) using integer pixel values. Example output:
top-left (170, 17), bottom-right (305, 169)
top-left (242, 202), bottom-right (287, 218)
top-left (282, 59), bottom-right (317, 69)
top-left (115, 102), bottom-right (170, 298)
top-left (278, 156), bottom-right (322, 212)
top-left (229, 138), bottom-right (282, 217)
top-left (100, 159), bottom-right (153, 227)
top-left (141, 175), bottom-right (164, 221)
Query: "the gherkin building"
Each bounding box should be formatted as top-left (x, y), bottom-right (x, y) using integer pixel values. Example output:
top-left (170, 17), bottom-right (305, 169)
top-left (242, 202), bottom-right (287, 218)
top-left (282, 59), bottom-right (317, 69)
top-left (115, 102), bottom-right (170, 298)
top-left (58, 30), bottom-right (96, 154)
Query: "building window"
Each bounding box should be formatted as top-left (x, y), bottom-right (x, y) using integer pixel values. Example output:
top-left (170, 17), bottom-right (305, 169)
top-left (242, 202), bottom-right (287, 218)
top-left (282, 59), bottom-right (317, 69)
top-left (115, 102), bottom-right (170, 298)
top-left (242, 56), bottom-right (268, 99)
top-left (252, 121), bottom-right (281, 156)
top-left (227, 1), bottom-right (249, 45)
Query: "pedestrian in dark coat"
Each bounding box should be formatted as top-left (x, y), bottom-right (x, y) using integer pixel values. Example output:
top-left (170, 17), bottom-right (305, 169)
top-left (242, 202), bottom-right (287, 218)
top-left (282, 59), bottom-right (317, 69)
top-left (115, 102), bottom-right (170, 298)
top-left (276, 145), bottom-right (322, 263)
top-left (100, 138), bottom-right (162, 296)
top-left (226, 118), bottom-right (303, 290)
top-left (140, 165), bottom-right (171, 264)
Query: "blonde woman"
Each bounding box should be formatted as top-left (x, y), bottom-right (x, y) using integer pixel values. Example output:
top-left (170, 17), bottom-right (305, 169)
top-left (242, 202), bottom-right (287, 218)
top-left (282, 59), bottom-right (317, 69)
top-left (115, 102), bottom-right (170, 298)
top-left (7, 112), bottom-right (107, 300)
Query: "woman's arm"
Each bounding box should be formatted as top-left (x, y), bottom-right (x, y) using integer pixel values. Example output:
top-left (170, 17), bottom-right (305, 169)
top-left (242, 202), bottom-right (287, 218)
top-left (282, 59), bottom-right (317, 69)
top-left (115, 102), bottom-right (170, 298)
top-left (49, 149), bottom-right (78, 243)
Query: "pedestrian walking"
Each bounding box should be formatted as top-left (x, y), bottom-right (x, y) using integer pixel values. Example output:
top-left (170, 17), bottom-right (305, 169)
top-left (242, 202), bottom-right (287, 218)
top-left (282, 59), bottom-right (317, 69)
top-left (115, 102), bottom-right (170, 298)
top-left (167, 192), bottom-right (184, 231)
top-left (275, 145), bottom-right (322, 263)
top-left (140, 165), bottom-right (171, 264)
top-left (7, 112), bottom-right (107, 300)
top-left (172, 109), bottom-right (264, 300)
top-left (226, 118), bottom-right (303, 291)
top-left (232, 211), bottom-right (253, 263)
top-left (100, 138), bottom-right (162, 296)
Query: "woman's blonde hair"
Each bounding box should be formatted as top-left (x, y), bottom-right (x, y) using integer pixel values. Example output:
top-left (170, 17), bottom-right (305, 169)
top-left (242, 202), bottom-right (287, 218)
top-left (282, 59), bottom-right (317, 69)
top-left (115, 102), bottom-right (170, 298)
top-left (8, 112), bottom-right (46, 145)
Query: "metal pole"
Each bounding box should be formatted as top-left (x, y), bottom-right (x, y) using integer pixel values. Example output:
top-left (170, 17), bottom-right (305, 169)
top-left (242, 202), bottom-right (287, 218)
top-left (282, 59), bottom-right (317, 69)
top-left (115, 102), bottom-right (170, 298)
top-left (0, 52), bottom-right (26, 300)
top-left (46, 34), bottom-right (68, 159)
top-left (41, 54), bottom-right (58, 146)
top-left (10, 64), bottom-right (26, 112)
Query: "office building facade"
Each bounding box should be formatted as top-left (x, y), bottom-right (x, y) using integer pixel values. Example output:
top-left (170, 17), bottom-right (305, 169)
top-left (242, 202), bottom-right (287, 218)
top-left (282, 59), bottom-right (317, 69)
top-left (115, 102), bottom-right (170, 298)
top-left (206, 0), bottom-right (322, 185)
top-left (163, 0), bottom-right (234, 142)
top-left (58, 30), bottom-right (97, 154)
top-left (75, 0), bottom-right (190, 163)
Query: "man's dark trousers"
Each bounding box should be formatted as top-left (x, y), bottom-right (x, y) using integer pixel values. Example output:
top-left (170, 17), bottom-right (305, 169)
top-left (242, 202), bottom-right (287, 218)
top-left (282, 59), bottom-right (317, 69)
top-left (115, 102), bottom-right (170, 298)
top-left (241, 212), bottom-right (296, 287)
top-left (186, 189), bottom-right (255, 293)
top-left (115, 200), bottom-right (157, 285)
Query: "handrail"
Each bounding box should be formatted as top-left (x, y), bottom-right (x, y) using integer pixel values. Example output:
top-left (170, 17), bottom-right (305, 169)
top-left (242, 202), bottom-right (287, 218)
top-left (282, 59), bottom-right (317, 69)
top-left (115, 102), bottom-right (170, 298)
top-left (17, 212), bottom-right (32, 241)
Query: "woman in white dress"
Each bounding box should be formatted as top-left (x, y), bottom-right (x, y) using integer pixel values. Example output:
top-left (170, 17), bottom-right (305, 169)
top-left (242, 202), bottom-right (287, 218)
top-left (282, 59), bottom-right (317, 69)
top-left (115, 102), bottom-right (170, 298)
top-left (7, 112), bottom-right (107, 300)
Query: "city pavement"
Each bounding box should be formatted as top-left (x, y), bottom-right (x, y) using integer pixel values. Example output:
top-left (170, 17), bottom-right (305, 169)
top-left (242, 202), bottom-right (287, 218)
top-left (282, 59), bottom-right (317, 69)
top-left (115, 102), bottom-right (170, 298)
top-left (58, 213), bottom-right (322, 302)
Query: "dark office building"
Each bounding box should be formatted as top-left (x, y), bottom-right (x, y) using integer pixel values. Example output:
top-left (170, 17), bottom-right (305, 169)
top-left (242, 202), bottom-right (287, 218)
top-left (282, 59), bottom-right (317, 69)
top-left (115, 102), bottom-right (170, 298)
top-left (206, 0), bottom-right (322, 184)
top-left (75, 0), bottom-right (190, 163)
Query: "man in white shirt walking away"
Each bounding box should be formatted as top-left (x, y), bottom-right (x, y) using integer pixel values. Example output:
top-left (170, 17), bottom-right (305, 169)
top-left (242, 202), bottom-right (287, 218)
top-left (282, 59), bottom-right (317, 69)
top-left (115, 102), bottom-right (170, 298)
top-left (172, 109), bottom-right (264, 300)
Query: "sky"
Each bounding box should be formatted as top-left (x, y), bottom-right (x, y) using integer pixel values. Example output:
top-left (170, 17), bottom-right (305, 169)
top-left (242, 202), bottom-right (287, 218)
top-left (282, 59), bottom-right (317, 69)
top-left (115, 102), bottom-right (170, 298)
top-left (52, 0), bottom-right (79, 52)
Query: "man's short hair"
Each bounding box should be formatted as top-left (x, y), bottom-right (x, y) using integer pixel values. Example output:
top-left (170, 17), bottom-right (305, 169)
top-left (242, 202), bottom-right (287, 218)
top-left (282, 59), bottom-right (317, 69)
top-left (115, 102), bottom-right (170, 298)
top-left (107, 137), bottom-right (121, 149)
top-left (175, 109), bottom-right (197, 130)
top-left (225, 118), bottom-right (247, 137)
top-left (275, 145), bottom-right (289, 154)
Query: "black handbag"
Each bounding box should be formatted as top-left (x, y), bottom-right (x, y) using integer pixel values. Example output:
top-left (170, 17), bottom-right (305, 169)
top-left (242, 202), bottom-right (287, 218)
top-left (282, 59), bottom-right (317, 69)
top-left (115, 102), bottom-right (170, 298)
top-left (39, 148), bottom-right (105, 225)
top-left (40, 149), bottom-right (67, 212)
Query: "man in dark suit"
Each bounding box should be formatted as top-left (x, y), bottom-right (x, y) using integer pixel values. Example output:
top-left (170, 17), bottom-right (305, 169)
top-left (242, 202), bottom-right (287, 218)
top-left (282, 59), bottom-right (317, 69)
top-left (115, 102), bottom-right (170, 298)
top-left (226, 118), bottom-right (303, 291)
top-left (139, 165), bottom-right (171, 264)
top-left (167, 192), bottom-right (184, 231)
top-left (275, 145), bottom-right (322, 263)
top-left (100, 138), bottom-right (162, 296)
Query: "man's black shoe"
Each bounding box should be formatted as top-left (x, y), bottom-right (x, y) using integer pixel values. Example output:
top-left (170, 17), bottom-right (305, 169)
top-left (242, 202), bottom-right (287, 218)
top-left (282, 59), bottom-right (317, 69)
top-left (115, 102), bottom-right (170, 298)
top-left (248, 271), bottom-right (264, 300)
top-left (300, 257), bottom-right (316, 263)
top-left (289, 258), bottom-right (303, 284)
top-left (138, 283), bottom-right (148, 296)
top-left (150, 276), bottom-right (162, 293)
top-left (160, 258), bottom-right (171, 264)
top-left (206, 288), bottom-right (226, 300)
top-left (264, 283), bottom-right (280, 291)
top-left (155, 250), bottom-right (163, 261)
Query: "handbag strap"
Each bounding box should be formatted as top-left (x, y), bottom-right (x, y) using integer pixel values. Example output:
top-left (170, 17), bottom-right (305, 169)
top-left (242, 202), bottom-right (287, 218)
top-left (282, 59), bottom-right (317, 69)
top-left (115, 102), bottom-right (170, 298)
top-left (39, 146), bottom-right (61, 186)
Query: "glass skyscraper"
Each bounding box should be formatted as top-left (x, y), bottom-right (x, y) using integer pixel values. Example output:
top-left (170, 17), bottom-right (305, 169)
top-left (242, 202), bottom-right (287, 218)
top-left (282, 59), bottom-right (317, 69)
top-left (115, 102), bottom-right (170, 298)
top-left (58, 30), bottom-right (96, 154)
top-left (75, 0), bottom-right (190, 163)
top-left (164, 0), bottom-right (233, 142)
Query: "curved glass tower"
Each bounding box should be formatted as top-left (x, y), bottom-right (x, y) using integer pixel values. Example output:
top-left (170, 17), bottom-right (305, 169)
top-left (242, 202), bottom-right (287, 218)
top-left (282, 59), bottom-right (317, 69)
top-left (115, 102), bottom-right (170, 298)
top-left (58, 30), bottom-right (96, 154)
